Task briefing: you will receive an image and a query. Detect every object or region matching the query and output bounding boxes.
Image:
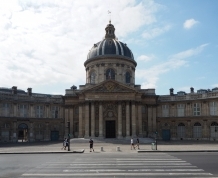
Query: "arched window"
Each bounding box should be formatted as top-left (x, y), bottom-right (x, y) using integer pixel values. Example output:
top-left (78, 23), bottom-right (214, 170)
top-left (106, 68), bottom-right (115, 80)
top-left (90, 72), bottom-right (96, 84)
top-left (194, 122), bottom-right (201, 126)
top-left (125, 72), bottom-right (131, 83)
top-left (211, 122), bottom-right (218, 126)
top-left (18, 123), bottom-right (28, 129)
top-left (178, 123), bottom-right (185, 126)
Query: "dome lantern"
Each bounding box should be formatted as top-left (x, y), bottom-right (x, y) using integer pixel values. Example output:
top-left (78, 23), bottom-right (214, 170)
top-left (105, 20), bottom-right (116, 39)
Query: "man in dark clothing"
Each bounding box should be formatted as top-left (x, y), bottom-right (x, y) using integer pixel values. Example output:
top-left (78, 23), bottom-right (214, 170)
top-left (135, 138), bottom-right (140, 149)
top-left (89, 138), bottom-right (94, 152)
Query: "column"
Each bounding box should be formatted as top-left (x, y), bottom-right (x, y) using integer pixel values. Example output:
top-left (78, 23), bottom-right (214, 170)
top-left (187, 120), bottom-right (191, 139)
top-left (138, 103), bottom-right (142, 137)
top-left (147, 106), bottom-right (152, 135)
top-left (78, 104), bottom-right (83, 138)
top-left (13, 121), bottom-right (17, 142)
top-left (126, 101), bottom-right (130, 138)
top-left (202, 120), bottom-right (208, 139)
top-left (30, 104), bottom-right (33, 117)
top-left (91, 102), bottom-right (95, 137)
top-left (46, 105), bottom-right (49, 118)
top-left (29, 122), bottom-right (34, 142)
top-left (84, 102), bottom-right (89, 138)
top-left (45, 122), bottom-right (49, 141)
top-left (152, 107), bottom-right (157, 132)
top-left (64, 108), bottom-right (69, 137)
top-left (131, 101), bottom-right (136, 137)
top-left (118, 102), bottom-right (122, 138)
top-left (13, 103), bottom-right (17, 117)
top-left (69, 107), bottom-right (74, 138)
top-left (171, 121), bottom-right (176, 140)
top-left (99, 102), bottom-right (103, 138)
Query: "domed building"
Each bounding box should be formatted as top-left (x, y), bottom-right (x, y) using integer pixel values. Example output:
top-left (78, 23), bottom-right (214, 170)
top-left (1, 21), bottom-right (218, 143)
top-left (64, 21), bottom-right (157, 138)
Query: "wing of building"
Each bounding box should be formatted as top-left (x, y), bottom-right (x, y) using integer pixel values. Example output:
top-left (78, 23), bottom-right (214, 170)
top-left (1, 21), bottom-right (218, 142)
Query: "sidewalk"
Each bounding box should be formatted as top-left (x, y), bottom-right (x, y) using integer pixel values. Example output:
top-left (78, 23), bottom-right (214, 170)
top-left (0, 138), bottom-right (218, 154)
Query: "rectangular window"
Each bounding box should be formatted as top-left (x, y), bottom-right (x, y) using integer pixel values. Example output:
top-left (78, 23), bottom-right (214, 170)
top-left (210, 102), bottom-right (218, 116)
top-left (177, 104), bottom-right (185, 117)
top-left (193, 103), bottom-right (201, 116)
top-left (2, 103), bottom-right (10, 117)
top-left (36, 106), bottom-right (44, 118)
top-left (51, 106), bottom-right (58, 118)
top-left (162, 105), bottom-right (169, 117)
top-left (19, 104), bottom-right (28, 117)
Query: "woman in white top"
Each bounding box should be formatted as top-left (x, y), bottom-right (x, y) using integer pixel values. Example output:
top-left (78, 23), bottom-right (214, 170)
top-left (131, 138), bottom-right (135, 150)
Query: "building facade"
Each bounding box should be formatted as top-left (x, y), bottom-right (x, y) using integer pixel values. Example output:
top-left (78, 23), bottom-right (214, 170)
top-left (1, 21), bottom-right (218, 142)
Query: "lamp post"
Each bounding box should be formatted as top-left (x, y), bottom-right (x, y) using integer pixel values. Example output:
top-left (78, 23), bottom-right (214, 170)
top-left (155, 131), bottom-right (158, 150)
top-left (67, 121), bottom-right (70, 151)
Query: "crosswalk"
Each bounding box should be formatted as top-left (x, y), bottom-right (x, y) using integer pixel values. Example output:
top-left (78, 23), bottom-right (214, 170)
top-left (21, 153), bottom-right (215, 177)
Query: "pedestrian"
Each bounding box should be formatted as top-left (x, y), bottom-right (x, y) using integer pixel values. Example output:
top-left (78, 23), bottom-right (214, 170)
top-left (131, 138), bottom-right (135, 150)
top-left (61, 138), bottom-right (67, 150)
top-left (66, 138), bottom-right (69, 150)
top-left (89, 138), bottom-right (94, 152)
top-left (135, 138), bottom-right (140, 149)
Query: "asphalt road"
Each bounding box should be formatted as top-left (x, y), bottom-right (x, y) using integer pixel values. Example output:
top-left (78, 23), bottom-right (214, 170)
top-left (1, 152), bottom-right (218, 178)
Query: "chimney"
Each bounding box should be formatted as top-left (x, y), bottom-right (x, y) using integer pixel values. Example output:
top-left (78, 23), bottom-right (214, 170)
top-left (27, 88), bottom-right (32, 96)
top-left (190, 87), bottom-right (194, 93)
top-left (12, 86), bottom-right (17, 94)
top-left (169, 88), bottom-right (174, 96)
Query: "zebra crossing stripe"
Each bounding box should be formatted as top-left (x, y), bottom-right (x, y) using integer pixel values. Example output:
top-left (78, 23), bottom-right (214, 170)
top-left (22, 173), bottom-right (213, 176)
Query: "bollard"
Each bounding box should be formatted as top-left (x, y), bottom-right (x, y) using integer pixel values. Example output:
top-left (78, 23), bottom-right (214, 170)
top-left (101, 146), bottom-right (103, 151)
top-left (151, 142), bottom-right (156, 150)
top-left (116, 146), bottom-right (120, 151)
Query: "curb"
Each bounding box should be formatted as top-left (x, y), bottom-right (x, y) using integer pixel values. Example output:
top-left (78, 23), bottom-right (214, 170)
top-left (138, 150), bottom-right (218, 153)
top-left (0, 149), bottom-right (85, 154)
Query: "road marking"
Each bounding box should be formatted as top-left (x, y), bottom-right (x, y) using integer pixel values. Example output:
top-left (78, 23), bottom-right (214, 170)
top-left (44, 163), bottom-right (192, 166)
top-left (22, 173), bottom-right (213, 176)
top-left (116, 158), bottom-right (182, 161)
top-left (62, 168), bottom-right (204, 172)
top-left (36, 165), bottom-right (197, 169)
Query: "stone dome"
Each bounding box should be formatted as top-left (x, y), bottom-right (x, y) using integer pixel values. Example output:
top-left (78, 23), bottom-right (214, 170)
top-left (85, 21), bottom-right (135, 64)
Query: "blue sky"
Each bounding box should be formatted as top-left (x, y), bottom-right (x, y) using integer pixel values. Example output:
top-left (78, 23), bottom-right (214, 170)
top-left (0, 0), bottom-right (218, 95)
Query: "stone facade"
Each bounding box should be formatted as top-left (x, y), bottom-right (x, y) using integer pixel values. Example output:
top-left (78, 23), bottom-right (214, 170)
top-left (0, 87), bottom-right (65, 142)
top-left (1, 21), bottom-right (218, 142)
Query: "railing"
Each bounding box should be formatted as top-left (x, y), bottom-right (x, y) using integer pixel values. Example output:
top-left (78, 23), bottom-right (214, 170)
top-left (0, 93), bottom-right (63, 103)
top-left (159, 92), bottom-right (218, 102)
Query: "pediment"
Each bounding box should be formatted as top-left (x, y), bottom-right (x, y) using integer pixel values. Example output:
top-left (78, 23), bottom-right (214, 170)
top-left (83, 80), bottom-right (137, 93)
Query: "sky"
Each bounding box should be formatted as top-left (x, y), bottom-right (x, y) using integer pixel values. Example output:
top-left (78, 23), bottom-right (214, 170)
top-left (0, 0), bottom-right (218, 95)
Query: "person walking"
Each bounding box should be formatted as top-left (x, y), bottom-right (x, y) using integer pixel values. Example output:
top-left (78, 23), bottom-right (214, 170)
top-left (61, 138), bottom-right (67, 150)
top-left (131, 138), bottom-right (135, 150)
top-left (89, 138), bottom-right (94, 152)
top-left (135, 138), bottom-right (140, 149)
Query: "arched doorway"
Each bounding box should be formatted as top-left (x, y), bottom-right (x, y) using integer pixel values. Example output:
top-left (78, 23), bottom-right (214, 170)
top-left (193, 122), bottom-right (202, 139)
top-left (105, 111), bottom-right (116, 138)
top-left (177, 123), bottom-right (185, 140)
top-left (18, 123), bottom-right (28, 142)
top-left (210, 122), bottom-right (218, 140)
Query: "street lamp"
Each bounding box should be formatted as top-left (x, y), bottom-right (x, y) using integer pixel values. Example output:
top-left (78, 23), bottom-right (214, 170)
top-left (155, 131), bottom-right (158, 150)
top-left (67, 121), bottom-right (70, 151)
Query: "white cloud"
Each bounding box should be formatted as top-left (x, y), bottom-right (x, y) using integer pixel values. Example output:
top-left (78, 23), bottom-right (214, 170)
top-left (170, 44), bottom-right (208, 59)
top-left (137, 54), bottom-right (155, 62)
top-left (137, 44), bottom-right (208, 89)
top-left (0, 0), bottom-right (161, 94)
top-left (142, 25), bottom-right (171, 39)
top-left (183, 18), bottom-right (199, 29)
